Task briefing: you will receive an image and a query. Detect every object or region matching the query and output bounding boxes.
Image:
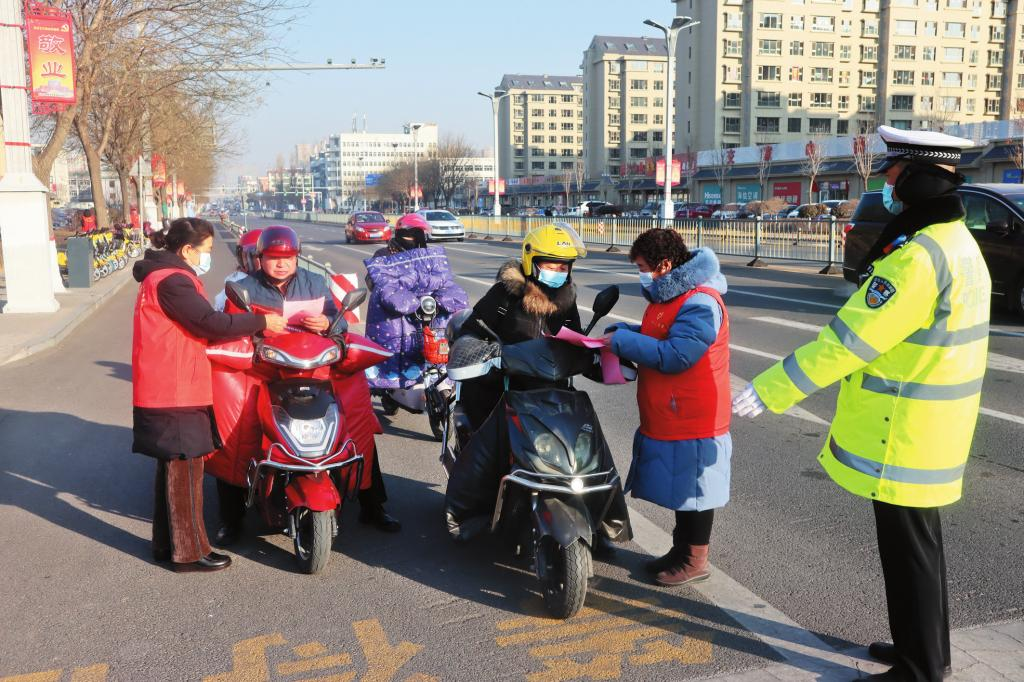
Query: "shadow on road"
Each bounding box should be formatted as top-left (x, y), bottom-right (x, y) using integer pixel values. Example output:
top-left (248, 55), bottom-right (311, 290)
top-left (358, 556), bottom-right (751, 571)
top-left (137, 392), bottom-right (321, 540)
top-left (95, 360), bottom-right (132, 382)
top-left (331, 470), bottom-right (861, 679)
top-left (0, 408), bottom-right (155, 562)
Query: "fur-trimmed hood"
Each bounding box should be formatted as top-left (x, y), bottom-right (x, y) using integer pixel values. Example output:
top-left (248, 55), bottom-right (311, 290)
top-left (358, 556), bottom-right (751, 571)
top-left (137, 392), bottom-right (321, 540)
top-left (497, 259), bottom-right (576, 317)
top-left (642, 248), bottom-right (727, 304)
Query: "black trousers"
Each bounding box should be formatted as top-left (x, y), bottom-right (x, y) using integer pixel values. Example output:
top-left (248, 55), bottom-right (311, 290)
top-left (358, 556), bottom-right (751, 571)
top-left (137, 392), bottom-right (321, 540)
top-left (873, 500), bottom-right (950, 682)
top-left (673, 509), bottom-right (715, 547)
top-left (216, 449), bottom-right (390, 526)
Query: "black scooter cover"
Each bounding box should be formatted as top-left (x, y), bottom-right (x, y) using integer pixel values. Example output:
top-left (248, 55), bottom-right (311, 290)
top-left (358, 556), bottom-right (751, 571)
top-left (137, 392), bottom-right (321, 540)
top-left (500, 338), bottom-right (595, 382)
top-left (444, 387), bottom-right (632, 544)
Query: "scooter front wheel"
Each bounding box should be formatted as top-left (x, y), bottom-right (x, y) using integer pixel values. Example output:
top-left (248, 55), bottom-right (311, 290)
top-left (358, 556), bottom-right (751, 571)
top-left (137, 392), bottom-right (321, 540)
top-left (536, 535), bottom-right (590, 619)
top-left (292, 508), bottom-right (334, 574)
top-left (380, 393), bottom-right (400, 416)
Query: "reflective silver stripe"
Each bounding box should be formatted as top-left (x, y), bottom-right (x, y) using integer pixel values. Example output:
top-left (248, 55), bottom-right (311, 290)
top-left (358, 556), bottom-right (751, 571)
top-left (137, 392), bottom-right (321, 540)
top-left (860, 374), bottom-right (983, 400)
top-left (783, 353), bottom-right (820, 395)
top-left (828, 316), bottom-right (880, 363)
top-left (913, 233), bottom-right (953, 301)
top-left (907, 322), bottom-right (990, 346)
top-left (829, 437), bottom-right (966, 485)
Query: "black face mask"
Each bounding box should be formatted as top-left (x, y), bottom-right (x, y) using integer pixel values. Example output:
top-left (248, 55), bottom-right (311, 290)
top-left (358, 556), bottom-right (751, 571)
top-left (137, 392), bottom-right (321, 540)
top-left (894, 163), bottom-right (964, 205)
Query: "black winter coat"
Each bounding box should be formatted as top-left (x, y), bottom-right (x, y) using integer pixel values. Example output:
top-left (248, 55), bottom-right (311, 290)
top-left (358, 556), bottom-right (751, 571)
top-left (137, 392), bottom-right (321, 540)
top-left (131, 250), bottom-right (265, 460)
top-left (460, 260), bottom-right (582, 428)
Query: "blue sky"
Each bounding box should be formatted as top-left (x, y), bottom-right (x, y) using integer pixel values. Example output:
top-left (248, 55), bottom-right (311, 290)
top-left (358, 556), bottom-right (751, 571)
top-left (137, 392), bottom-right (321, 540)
top-left (223, 0), bottom-right (675, 181)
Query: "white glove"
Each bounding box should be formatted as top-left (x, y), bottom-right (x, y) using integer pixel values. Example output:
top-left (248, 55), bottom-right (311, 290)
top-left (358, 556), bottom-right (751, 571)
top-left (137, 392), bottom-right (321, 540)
top-left (732, 383), bottom-right (766, 418)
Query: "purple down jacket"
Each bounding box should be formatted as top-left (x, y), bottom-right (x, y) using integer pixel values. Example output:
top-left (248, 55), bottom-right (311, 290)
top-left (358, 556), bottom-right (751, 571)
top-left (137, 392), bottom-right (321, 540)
top-left (363, 246), bottom-right (468, 389)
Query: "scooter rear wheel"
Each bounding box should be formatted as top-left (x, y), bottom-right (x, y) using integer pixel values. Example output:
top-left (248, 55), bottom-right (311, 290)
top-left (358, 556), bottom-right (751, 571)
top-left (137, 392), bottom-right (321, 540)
top-left (536, 536), bottom-right (590, 619)
top-left (293, 508), bottom-right (333, 574)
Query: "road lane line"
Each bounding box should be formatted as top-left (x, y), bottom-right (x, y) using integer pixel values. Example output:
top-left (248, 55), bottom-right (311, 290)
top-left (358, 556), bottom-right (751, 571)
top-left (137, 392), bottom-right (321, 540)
top-left (625, 505), bottom-right (880, 677)
top-left (749, 316), bottom-right (827, 333)
top-left (980, 407), bottom-right (1024, 426)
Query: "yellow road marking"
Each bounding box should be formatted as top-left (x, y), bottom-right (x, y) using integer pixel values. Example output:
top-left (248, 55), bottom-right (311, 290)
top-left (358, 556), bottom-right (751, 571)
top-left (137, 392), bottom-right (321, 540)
top-left (275, 654), bottom-right (352, 676)
top-left (525, 654), bottom-right (621, 682)
top-left (0, 672), bottom-right (62, 682)
top-left (69, 667), bottom-right (108, 682)
top-left (204, 633), bottom-right (287, 682)
top-left (291, 675), bottom-right (355, 682)
top-left (352, 619), bottom-right (424, 682)
top-left (292, 643), bottom-right (329, 658)
top-left (628, 632), bottom-right (714, 665)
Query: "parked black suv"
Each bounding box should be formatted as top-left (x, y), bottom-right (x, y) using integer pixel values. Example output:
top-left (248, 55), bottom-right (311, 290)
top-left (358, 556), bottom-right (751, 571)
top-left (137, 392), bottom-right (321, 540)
top-left (844, 184), bottom-right (1024, 315)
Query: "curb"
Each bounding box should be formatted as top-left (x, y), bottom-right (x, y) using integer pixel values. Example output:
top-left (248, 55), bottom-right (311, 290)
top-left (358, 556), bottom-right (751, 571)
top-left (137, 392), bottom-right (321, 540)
top-left (1, 271), bottom-right (134, 367)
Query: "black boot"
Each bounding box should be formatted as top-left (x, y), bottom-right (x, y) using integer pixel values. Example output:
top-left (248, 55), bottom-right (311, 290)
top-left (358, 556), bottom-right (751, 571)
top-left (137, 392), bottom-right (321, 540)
top-left (592, 533), bottom-right (616, 559)
top-left (644, 547), bottom-right (682, 575)
top-left (358, 503), bottom-right (401, 533)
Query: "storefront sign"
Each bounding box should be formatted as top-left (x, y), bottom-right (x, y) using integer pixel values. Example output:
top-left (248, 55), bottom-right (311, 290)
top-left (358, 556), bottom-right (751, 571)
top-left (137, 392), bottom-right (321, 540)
top-left (772, 181), bottom-right (801, 204)
top-left (702, 183), bottom-right (722, 204)
top-left (1003, 169), bottom-right (1022, 183)
top-left (735, 183), bottom-right (761, 203)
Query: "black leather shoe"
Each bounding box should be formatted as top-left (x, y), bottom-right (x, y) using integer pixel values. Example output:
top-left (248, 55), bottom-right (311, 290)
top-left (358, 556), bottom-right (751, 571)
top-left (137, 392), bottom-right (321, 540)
top-left (152, 548), bottom-right (172, 563)
top-left (214, 524), bottom-right (243, 547)
top-left (867, 643), bottom-right (951, 679)
top-left (358, 505), bottom-right (402, 533)
top-left (592, 534), bottom-right (616, 559)
top-left (172, 553), bottom-right (232, 573)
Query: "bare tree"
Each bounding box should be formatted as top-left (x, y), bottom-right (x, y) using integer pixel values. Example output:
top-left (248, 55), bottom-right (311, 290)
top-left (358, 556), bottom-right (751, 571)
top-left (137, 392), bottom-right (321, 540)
top-left (801, 138), bottom-right (827, 204)
top-left (429, 134), bottom-right (475, 207)
top-left (31, 0), bottom-right (303, 226)
top-left (756, 143), bottom-right (774, 206)
top-left (708, 145), bottom-right (734, 205)
top-left (852, 134), bottom-right (880, 195)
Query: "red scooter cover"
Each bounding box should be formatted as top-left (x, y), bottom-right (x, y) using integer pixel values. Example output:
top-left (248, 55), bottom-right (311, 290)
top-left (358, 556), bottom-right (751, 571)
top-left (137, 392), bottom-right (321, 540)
top-left (206, 333), bottom-right (388, 491)
top-left (206, 338), bottom-right (261, 486)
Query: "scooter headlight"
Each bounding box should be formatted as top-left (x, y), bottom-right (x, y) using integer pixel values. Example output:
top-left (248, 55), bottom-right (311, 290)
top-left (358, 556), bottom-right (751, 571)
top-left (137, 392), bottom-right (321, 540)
top-left (534, 433), bottom-right (561, 458)
top-left (289, 418), bottom-right (328, 446)
top-left (573, 432), bottom-right (592, 462)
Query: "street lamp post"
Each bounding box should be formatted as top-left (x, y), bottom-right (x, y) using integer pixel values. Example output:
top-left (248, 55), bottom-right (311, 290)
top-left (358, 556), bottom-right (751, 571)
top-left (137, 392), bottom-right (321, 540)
top-left (643, 13), bottom-right (700, 228)
top-left (478, 90), bottom-right (509, 217)
top-left (358, 156), bottom-right (365, 211)
top-left (411, 124), bottom-right (422, 211)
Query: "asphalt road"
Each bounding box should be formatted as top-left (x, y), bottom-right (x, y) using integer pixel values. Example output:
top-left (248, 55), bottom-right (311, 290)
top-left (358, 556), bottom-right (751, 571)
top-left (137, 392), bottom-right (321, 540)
top-left (0, 216), bottom-right (1021, 681)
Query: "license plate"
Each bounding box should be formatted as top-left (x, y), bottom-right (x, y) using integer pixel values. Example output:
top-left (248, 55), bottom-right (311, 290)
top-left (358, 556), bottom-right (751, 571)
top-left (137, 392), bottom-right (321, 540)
top-left (369, 232), bottom-right (381, 237)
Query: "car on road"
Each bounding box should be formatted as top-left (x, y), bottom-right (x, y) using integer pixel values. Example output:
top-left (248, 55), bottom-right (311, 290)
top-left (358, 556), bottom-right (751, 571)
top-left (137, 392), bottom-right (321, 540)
top-left (345, 211), bottom-right (391, 244)
top-left (674, 203), bottom-right (718, 219)
top-left (844, 185), bottom-right (1024, 315)
top-left (712, 203), bottom-right (744, 220)
top-left (417, 209), bottom-right (466, 242)
top-left (572, 200), bottom-right (610, 217)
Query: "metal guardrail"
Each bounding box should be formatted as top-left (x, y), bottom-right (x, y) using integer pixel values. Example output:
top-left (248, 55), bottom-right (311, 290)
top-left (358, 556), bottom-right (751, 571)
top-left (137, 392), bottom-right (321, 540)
top-left (267, 210), bottom-right (847, 273)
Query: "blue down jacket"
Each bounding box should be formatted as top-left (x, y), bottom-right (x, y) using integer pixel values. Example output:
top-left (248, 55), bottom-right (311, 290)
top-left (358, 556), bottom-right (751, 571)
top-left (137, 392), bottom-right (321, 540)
top-left (606, 248), bottom-right (732, 511)
top-left (363, 246), bottom-right (468, 389)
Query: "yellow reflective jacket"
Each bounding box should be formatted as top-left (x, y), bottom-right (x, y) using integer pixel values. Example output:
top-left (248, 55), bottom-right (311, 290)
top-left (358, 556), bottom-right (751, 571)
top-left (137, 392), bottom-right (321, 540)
top-left (753, 217), bottom-right (990, 508)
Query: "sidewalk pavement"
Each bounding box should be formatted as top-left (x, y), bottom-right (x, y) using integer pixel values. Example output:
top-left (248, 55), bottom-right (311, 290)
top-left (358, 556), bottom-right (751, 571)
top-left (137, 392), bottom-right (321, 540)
top-left (0, 268), bottom-right (133, 366)
top-left (701, 619), bottom-right (1024, 681)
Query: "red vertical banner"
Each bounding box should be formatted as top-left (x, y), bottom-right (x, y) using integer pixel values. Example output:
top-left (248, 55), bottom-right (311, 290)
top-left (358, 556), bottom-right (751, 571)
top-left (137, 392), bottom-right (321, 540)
top-left (655, 158), bottom-right (682, 187)
top-left (487, 178), bottom-right (506, 195)
top-left (25, 5), bottom-right (77, 113)
top-left (176, 180), bottom-right (185, 197)
top-left (151, 156), bottom-right (166, 188)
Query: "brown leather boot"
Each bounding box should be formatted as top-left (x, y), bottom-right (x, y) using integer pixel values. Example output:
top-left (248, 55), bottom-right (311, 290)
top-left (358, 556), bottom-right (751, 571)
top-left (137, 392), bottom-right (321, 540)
top-left (655, 544), bottom-right (710, 586)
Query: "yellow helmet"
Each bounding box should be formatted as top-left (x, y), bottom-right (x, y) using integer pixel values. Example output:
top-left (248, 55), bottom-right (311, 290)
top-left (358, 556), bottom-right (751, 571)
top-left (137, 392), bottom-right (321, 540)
top-left (521, 223), bottom-right (587, 277)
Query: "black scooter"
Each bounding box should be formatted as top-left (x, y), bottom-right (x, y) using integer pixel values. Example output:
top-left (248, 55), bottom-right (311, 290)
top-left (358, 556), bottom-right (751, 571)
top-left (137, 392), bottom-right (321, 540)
top-left (441, 286), bottom-right (631, 619)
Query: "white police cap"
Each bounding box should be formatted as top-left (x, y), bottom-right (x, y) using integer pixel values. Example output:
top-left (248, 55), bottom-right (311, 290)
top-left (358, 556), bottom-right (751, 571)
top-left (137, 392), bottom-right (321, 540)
top-left (877, 125), bottom-right (974, 172)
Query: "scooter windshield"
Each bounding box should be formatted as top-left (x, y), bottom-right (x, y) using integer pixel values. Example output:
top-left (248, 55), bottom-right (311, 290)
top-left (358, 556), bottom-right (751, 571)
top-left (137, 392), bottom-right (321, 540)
top-left (500, 338), bottom-right (594, 382)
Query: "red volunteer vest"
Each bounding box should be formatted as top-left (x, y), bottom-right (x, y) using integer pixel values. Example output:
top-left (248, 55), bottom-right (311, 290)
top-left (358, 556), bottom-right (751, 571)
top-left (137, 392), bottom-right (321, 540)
top-left (637, 286), bottom-right (731, 440)
top-left (132, 268), bottom-right (213, 408)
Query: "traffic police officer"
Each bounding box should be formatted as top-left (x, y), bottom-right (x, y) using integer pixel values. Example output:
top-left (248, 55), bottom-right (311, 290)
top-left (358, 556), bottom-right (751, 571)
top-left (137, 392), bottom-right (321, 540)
top-left (733, 126), bottom-right (990, 682)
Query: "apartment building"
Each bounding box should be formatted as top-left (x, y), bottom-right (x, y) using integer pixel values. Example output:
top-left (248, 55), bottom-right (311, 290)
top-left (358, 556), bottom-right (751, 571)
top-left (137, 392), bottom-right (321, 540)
top-left (581, 36), bottom-right (672, 179)
top-left (496, 74), bottom-right (584, 181)
top-left (309, 124), bottom-right (438, 210)
top-left (674, 0), bottom-right (1024, 151)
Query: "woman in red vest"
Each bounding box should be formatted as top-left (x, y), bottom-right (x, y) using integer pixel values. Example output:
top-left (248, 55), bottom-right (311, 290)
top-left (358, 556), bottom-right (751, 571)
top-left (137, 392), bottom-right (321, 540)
top-left (132, 218), bottom-right (286, 572)
top-left (604, 229), bottom-right (731, 587)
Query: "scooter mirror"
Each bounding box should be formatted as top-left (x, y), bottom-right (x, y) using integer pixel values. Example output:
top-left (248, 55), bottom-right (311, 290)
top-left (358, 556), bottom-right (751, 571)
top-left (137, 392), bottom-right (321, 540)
top-left (341, 287), bottom-right (368, 313)
top-left (584, 285), bottom-right (620, 335)
top-left (225, 281), bottom-right (252, 312)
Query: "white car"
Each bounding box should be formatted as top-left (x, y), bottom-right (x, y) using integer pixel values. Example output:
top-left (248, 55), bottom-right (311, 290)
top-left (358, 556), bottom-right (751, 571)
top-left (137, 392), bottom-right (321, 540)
top-left (417, 209), bottom-right (466, 242)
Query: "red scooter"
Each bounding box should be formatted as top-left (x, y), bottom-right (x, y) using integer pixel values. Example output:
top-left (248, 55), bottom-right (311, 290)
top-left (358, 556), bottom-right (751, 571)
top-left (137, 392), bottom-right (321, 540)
top-left (208, 284), bottom-right (389, 573)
